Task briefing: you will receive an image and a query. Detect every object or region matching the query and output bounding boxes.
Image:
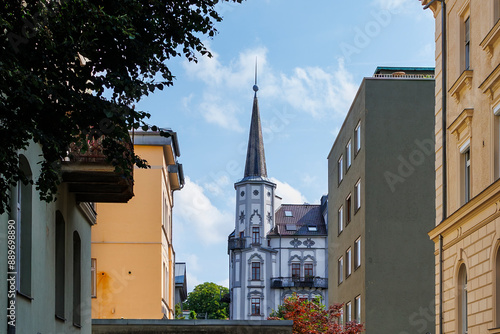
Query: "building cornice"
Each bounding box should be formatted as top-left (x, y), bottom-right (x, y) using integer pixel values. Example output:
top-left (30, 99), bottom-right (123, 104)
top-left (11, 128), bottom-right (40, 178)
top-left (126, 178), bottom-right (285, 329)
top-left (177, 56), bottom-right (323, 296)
top-left (429, 179), bottom-right (500, 242)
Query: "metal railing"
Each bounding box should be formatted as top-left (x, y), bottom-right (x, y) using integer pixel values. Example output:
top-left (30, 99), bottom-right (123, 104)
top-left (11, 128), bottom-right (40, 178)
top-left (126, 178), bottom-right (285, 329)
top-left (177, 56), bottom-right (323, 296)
top-left (373, 73), bottom-right (435, 79)
top-left (270, 277), bottom-right (328, 289)
top-left (228, 238), bottom-right (246, 251)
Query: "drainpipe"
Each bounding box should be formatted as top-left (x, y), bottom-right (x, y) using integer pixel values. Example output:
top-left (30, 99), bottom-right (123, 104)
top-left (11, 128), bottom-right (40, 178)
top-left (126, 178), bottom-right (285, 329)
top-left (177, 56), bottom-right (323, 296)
top-left (439, 235), bottom-right (444, 334)
top-left (423, 1), bottom-right (447, 334)
top-left (279, 226), bottom-right (282, 278)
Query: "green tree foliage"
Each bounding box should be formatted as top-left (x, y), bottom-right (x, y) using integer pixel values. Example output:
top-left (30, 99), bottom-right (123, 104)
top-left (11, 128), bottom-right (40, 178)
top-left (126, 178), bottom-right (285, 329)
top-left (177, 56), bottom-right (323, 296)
top-left (0, 0), bottom-right (242, 214)
top-left (174, 303), bottom-right (185, 319)
top-left (268, 294), bottom-right (364, 334)
top-left (184, 282), bottom-right (229, 319)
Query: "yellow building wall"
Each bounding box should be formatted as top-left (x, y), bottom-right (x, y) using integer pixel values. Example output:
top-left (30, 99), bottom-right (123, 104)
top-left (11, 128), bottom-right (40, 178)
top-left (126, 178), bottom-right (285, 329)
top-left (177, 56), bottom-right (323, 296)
top-left (91, 144), bottom-right (176, 319)
top-left (425, 0), bottom-right (500, 333)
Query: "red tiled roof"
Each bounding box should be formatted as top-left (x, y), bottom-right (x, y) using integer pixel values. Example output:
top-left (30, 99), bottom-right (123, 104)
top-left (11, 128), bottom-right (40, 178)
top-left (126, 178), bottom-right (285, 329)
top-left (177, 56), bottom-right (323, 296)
top-left (269, 204), bottom-right (327, 236)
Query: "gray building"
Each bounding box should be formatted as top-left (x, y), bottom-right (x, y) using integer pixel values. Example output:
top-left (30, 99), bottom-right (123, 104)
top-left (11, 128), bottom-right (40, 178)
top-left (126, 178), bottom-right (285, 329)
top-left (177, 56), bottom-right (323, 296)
top-left (175, 262), bottom-right (187, 308)
top-left (327, 67), bottom-right (436, 332)
top-left (228, 83), bottom-right (328, 320)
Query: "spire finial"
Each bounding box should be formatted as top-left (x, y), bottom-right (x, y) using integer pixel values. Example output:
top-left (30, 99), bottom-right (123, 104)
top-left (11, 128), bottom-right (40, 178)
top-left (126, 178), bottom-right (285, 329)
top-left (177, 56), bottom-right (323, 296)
top-left (253, 57), bottom-right (259, 93)
top-left (244, 58), bottom-right (267, 179)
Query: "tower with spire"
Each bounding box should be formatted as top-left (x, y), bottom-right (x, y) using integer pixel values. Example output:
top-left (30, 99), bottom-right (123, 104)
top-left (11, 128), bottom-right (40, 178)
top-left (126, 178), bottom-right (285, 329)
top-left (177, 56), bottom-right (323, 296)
top-left (228, 66), bottom-right (329, 320)
top-left (228, 69), bottom-right (278, 320)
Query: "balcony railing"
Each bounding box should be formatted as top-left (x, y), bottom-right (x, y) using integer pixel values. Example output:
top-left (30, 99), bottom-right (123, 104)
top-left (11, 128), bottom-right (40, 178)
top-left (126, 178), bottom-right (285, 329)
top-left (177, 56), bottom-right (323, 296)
top-left (228, 238), bottom-right (246, 252)
top-left (373, 73), bottom-right (435, 79)
top-left (270, 277), bottom-right (328, 289)
top-left (61, 136), bottom-right (134, 203)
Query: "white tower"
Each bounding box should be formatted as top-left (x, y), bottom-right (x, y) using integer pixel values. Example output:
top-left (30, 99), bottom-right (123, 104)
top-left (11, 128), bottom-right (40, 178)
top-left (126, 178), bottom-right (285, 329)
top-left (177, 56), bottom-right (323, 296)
top-left (228, 76), bottom-right (278, 320)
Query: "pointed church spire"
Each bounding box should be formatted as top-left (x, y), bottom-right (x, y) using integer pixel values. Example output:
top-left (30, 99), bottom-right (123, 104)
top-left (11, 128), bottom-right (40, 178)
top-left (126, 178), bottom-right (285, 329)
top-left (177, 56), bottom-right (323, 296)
top-left (243, 60), bottom-right (267, 179)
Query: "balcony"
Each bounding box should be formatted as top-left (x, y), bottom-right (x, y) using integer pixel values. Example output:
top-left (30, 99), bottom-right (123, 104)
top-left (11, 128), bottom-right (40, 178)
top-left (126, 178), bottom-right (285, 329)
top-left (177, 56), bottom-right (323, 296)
top-left (373, 73), bottom-right (434, 79)
top-left (270, 277), bottom-right (328, 289)
top-left (61, 137), bottom-right (134, 203)
top-left (228, 238), bottom-right (246, 252)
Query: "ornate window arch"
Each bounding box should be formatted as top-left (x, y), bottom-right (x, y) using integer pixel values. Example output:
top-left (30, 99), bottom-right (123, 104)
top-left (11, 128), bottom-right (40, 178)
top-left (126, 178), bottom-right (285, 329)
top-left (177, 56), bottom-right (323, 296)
top-left (250, 209), bottom-right (262, 225)
top-left (288, 254), bottom-right (302, 265)
top-left (248, 253), bottom-right (264, 264)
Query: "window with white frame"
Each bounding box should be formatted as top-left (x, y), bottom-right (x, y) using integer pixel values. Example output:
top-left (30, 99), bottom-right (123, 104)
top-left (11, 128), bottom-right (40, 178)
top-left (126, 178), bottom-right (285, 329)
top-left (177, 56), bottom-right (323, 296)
top-left (346, 194), bottom-right (352, 225)
top-left (91, 258), bottom-right (97, 298)
top-left (338, 155), bottom-right (343, 184)
top-left (251, 262), bottom-right (260, 281)
top-left (355, 179), bottom-right (361, 211)
top-left (458, 264), bottom-right (468, 334)
top-left (463, 148), bottom-right (471, 204)
top-left (495, 247), bottom-right (500, 326)
top-left (354, 237), bottom-right (361, 269)
top-left (73, 232), bottom-right (82, 327)
top-left (346, 301), bottom-right (352, 322)
top-left (346, 248), bottom-right (352, 278)
top-left (338, 206), bottom-right (344, 235)
top-left (464, 16), bottom-right (470, 71)
top-left (496, 0), bottom-right (500, 23)
top-left (304, 263), bottom-right (313, 279)
top-left (55, 211), bottom-right (66, 318)
top-left (355, 121), bottom-right (361, 154)
top-left (252, 227), bottom-right (260, 244)
top-left (338, 256), bottom-right (344, 284)
top-left (17, 155), bottom-right (32, 297)
top-left (346, 140), bottom-right (352, 169)
top-left (494, 103), bottom-right (500, 180)
top-left (355, 295), bottom-right (361, 323)
top-left (251, 298), bottom-right (261, 315)
top-left (292, 263), bottom-right (300, 280)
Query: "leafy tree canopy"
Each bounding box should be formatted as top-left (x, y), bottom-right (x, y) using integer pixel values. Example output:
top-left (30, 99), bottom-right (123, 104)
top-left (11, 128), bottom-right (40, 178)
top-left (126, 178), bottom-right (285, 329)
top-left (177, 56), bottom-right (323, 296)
top-left (0, 0), bottom-right (242, 213)
top-left (183, 282), bottom-right (229, 319)
top-left (268, 294), bottom-right (364, 334)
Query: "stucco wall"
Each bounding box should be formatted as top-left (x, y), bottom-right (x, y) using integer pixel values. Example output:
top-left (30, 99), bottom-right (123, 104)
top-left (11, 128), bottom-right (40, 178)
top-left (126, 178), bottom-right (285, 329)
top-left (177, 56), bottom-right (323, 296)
top-left (0, 141), bottom-right (93, 334)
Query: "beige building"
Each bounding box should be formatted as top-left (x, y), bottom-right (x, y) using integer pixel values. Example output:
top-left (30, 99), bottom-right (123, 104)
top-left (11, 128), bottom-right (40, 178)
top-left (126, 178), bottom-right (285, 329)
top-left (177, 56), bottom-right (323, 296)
top-left (91, 131), bottom-right (184, 320)
top-left (422, 0), bottom-right (500, 333)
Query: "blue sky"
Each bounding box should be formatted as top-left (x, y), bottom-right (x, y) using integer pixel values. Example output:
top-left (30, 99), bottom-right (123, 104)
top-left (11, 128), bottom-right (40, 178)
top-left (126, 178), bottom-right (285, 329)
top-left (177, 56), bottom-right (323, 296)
top-left (136, 0), bottom-right (435, 292)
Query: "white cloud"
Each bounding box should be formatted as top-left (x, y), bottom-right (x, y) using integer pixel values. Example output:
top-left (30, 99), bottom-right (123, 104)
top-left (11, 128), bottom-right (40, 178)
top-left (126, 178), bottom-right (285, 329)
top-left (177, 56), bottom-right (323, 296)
top-left (278, 58), bottom-right (357, 118)
top-left (199, 93), bottom-right (244, 132)
top-left (271, 177), bottom-right (308, 205)
top-left (182, 46), bottom-right (357, 131)
top-left (217, 278), bottom-right (230, 289)
top-left (204, 174), bottom-right (230, 197)
top-left (174, 177), bottom-right (234, 245)
top-left (301, 173), bottom-right (317, 186)
top-left (183, 253), bottom-right (201, 273)
top-left (182, 45), bottom-right (268, 132)
top-left (187, 273), bottom-right (201, 293)
top-left (373, 0), bottom-right (410, 12)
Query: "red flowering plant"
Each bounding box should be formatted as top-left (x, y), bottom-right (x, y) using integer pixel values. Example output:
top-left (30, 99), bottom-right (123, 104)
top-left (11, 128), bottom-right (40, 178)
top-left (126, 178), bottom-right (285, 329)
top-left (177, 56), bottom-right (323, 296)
top-left (268, 293), bottom-right (364, 334)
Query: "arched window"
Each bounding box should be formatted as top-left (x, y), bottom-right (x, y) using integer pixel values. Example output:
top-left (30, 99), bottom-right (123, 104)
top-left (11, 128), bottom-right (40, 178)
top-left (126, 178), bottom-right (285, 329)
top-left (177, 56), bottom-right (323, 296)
top-left (55, 211), bottom-right (66, 319)
top-left (496, 247), bottom-right (500, 326)
top-left (73, 231), bottom-right (81, 327)
top-left (17, 155), bottom-right (32, 296)
top-left (458, 264), bottom-right (468, 334)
